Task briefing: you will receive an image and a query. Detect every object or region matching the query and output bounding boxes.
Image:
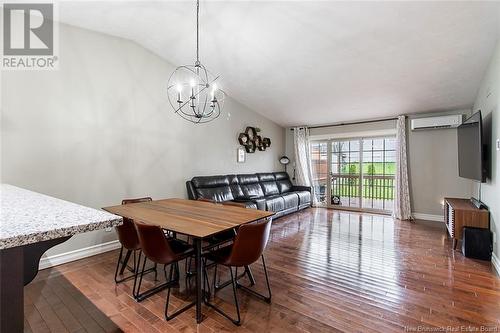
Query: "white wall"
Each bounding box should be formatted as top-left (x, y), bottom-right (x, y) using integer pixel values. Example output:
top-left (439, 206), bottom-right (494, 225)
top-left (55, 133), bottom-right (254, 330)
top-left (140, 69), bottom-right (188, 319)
top-left (0, 23), bottom-right (285, 256)
top-left (472, 41), bottom-right (500, 260)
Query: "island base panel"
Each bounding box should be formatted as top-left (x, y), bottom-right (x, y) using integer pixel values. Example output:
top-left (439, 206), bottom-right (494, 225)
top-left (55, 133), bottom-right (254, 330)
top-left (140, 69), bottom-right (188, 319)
top-left (0, 236), bottom-right (72, 333)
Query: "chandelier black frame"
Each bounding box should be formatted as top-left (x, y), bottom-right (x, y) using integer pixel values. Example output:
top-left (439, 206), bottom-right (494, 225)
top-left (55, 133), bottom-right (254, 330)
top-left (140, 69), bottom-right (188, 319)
top-left (167, 0), bottom-right (226, 124)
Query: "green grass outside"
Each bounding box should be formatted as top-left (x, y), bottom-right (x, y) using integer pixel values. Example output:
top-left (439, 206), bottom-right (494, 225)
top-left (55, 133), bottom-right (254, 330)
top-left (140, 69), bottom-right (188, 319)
top-left (318, 162), bottom-right (396, 200)
top-left (332, 179), bottom-right (395, 200)
top-left (338, 162), bottom-right (396, 175)
top-left (315, 162), bottom-right (396, 200)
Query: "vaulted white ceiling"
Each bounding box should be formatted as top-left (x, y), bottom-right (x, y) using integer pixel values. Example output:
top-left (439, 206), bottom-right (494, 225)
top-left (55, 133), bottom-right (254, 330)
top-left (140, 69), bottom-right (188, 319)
top-left (58, 1), bottom-right (500, 127)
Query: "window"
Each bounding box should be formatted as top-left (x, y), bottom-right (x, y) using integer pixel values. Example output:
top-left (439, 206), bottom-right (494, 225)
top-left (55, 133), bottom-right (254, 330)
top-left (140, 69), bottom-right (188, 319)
top-left (311, 136), bottom-right (396, 213)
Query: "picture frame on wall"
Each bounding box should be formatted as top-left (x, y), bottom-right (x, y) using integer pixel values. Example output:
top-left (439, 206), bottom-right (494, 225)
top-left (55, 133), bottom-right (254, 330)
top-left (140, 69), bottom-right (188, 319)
top-left (237, 147), bottom-right (246, 163)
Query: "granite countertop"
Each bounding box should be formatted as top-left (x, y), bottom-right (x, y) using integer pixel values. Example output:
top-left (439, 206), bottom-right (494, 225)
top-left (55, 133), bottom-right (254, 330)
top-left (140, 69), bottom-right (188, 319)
top-left (0, 184), bottom-right (122, 249)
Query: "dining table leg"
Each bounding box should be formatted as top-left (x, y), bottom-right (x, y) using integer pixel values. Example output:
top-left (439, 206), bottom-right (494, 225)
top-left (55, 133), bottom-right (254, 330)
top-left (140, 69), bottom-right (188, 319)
top-left (194, 237), bottom-right (203, 324)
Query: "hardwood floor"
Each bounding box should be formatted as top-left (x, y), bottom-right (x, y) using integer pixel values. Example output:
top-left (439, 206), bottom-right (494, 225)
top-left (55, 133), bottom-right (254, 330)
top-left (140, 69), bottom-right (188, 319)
top-left (26, 208), bottom-right (500, 332)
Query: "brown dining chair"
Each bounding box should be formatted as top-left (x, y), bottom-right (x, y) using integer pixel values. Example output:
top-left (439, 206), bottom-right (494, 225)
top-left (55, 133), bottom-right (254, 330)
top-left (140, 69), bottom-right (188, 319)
top-left (203, 218), bottom-right (273, 326)
top-left (134, 221), bottom-right (196, 320)
top-left (183, 199), bottom-right (238, 275)
top-left (114, 197), bottom-right (156, 284)
top-left (190, 198), bottom-right (256, 287)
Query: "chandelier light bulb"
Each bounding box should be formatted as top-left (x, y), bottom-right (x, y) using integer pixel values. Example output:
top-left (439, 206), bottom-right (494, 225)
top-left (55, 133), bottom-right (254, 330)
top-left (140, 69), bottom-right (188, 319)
top-left (211, 83), bottom-right (217, 99)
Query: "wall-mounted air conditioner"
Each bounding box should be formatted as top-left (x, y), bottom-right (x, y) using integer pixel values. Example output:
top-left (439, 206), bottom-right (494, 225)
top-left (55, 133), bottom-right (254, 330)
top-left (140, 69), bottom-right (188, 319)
top-left (410, 115), bottom-right (463, 131)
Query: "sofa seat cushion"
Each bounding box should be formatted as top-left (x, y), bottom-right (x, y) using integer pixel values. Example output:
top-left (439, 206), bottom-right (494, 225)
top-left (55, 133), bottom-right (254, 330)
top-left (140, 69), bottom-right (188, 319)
top-left (295, 191), bottom-right (311, 206)
top-left (281, 193), bottom-right (299, 209)
top-left (264, 195), bottom-right (285, 212)
top-left (195, 186), bottom-right (234, 202)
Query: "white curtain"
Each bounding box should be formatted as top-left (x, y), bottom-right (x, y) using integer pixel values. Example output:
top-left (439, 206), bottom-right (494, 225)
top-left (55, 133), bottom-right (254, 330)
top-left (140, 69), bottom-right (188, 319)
top-left (293, 127), bottom-right (312, 186)
top-left (393, 116), bottom-right (413, 220)
top-left (293, 127), bottom-right (317, 204)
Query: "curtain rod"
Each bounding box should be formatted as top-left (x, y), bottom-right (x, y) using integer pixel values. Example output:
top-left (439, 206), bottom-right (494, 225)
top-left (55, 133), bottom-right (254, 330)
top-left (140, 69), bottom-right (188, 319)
top-left (290, 116), bottom-right (402, 130)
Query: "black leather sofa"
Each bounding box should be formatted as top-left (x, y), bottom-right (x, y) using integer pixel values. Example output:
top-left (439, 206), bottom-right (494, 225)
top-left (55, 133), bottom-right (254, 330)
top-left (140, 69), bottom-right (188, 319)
top-left (186, 172), bottom-right (311, 218)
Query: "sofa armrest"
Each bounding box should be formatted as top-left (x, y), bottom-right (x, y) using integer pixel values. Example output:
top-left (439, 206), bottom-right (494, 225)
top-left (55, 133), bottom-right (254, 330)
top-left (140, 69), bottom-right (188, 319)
top-left (292, 185), bottom-right (311, 192)
top-left (186, 181), bottom-right (197, 199)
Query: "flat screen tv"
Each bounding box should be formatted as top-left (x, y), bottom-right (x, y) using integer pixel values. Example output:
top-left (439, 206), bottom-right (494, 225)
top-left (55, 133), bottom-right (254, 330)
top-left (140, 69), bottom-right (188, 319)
top-left (457, 111), bottom-right (485, 182)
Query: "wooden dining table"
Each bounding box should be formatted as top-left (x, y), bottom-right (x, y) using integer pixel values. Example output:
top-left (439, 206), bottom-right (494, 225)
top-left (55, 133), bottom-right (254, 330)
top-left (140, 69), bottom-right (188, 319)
top-left (102, 198), bottom-right (274, 324)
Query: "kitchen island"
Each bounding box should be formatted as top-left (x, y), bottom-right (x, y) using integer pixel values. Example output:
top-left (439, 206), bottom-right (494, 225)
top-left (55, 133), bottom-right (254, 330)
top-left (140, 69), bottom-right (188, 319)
top-left (0, 184), bottom-right (122, 333)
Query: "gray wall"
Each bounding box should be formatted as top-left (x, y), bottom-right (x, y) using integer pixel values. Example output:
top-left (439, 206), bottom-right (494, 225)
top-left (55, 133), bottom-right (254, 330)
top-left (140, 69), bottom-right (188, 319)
top-left (0, 23), bottom-right (285, 256)
top-left (408, 110), bottom-right (473, 217)
top-left (472, 41), bottom-right (499, 260)
top-left (285, 114), bottom-right (473, 218)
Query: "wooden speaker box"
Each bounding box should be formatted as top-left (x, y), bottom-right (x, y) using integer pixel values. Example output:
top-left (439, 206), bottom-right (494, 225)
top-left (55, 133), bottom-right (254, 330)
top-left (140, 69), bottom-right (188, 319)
top-left (443, 198), bottom-right (489, 249)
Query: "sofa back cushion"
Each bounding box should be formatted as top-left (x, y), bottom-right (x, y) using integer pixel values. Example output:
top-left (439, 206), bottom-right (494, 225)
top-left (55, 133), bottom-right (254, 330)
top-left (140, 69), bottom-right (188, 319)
top-left (189, 172), bottom-right (292, 201)
top-left (274, 172), bottom-right (289, 180)
top-left (260, 181), bottom-right (279, 196)
top-left (277, 179), bottom-right (293, 193)
top-left (195, 187), bottom-right (234, 202)
top-left (257, 173), bottom-right (276, 182)
top-left (225, 175), bottom-right (245, 199)
top-left (192, 175), bottom-right (229, 188)
top-left (230, 184), bottom-right (245, 199)
top-left (237, 174), bottom-right (259, 184)
top-left (191, 175), bottom-right (234, 202)
top-left (273, 172), bottom-right (293, 193)
top-left (236, 174), bottom-right (264, 199)
top-left (257, 173), bottom-right (279, 196)
top-left (240, 183), bottom-right (264, 199)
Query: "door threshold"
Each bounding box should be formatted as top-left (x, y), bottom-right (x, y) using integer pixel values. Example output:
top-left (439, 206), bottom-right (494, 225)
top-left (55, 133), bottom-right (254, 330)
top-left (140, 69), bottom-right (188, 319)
top-left (315, 206), bottom-right (393, 217)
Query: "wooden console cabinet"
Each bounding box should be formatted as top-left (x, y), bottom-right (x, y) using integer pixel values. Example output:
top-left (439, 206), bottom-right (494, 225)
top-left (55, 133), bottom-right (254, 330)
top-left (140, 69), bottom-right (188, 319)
top-left (444, 198), bottom-right (489, 249)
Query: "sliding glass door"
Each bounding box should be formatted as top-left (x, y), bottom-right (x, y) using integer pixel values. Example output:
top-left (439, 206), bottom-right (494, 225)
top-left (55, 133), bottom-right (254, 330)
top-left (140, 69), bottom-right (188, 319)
top-left (311, 137), bottom-right (396, 213)
top-left (331, 140), bottom-right (361, 208)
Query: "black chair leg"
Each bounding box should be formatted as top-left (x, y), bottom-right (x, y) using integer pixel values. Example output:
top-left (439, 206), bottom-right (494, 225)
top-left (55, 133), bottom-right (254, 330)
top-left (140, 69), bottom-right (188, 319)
top-left (174, 262), bottom-right (180, 281)
top-left (214, 264), bottom-right (250, 291)
top-left (236, 255), bottom-right (272, 303)
top-left (133, 253), bottom-right (147, 299)
top-left (245, 265), bottom-right (256, 286)
top-left (165, 263), bottom-right (195, 321)
top-left (213, 263), bottom-right (218, 293)
top-left (119, 249), bottom-right (132, 275)
top-left (202, 258), bottom-right (211, 302)
top-left (134, 257), bottom-right (178, 302)
top-left (205, 266), bottom-right (241, 326)
top-left (115, 247), bottom-right (140, 284)
top-left (114, 246), bottom-right (124, 283)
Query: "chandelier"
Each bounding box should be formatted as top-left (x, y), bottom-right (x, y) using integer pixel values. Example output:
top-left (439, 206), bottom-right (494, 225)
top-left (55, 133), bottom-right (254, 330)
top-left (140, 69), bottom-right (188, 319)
top-left (167, 0), bottom-right (225, 124)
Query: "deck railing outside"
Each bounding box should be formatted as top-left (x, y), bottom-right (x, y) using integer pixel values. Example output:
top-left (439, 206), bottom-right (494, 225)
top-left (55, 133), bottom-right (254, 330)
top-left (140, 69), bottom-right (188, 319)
top-left (313, 174), bottom-right (395, 210)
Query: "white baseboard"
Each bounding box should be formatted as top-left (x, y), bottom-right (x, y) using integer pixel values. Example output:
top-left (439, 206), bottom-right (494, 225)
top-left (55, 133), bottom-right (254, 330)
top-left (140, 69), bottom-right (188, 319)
top-left (412, 212), bottom-right (444, 222)
top-left (39, 240), bottom-right (120, 270)
top-left (492, 252), bottom-right (500, 277)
